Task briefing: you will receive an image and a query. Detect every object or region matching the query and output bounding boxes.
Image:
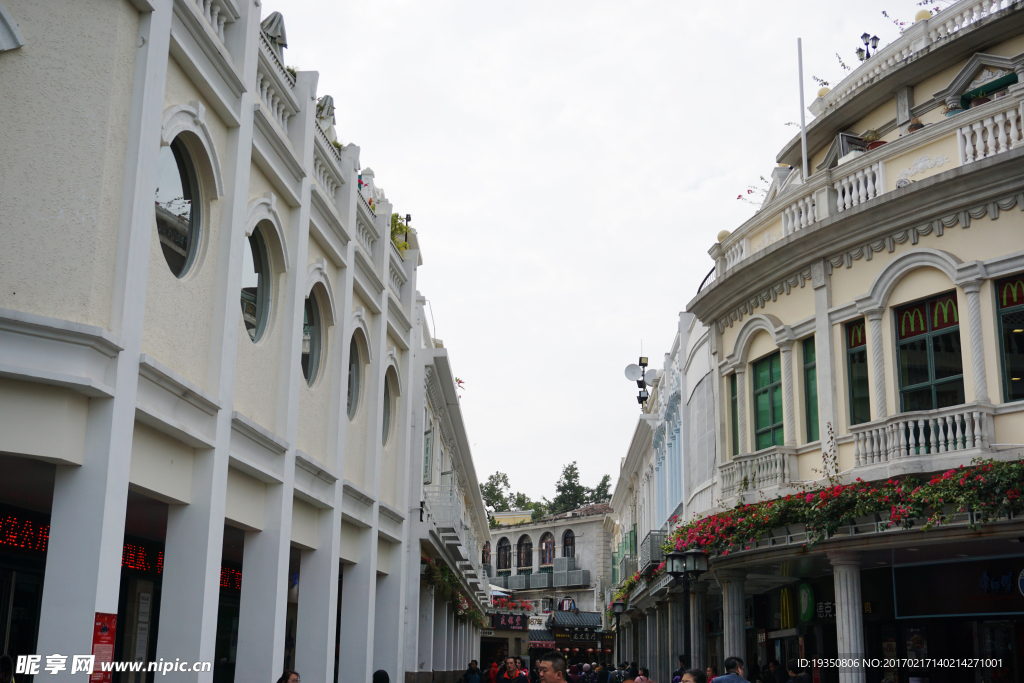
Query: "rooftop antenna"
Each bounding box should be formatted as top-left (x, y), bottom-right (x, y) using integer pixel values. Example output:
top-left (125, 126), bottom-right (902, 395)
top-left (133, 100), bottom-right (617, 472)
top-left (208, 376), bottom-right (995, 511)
top-left (798, 38), bottom-right (809, 181)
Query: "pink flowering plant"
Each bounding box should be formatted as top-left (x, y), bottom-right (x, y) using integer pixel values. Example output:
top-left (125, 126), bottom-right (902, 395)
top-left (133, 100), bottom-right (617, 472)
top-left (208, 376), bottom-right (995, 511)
top-left (663, 458), bottom-right (1024, 558)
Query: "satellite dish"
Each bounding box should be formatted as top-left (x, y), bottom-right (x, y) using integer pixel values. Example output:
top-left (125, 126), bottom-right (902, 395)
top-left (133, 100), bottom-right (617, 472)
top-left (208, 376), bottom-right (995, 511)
top-left (624, 364), bottom-right (643, 381)
top-left (644, 369), bottom-right (659, 386)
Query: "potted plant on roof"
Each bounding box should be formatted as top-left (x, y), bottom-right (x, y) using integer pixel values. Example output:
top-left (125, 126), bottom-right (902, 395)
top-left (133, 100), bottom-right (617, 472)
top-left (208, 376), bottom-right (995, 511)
top-left (943, 102), bottom-right (964, 117)
top-left (862, 129), bottom-right (886, 151)
top-left (969, 91), bottom-right (991, 107)
top-left (907, 117), bottom-right (925, 133)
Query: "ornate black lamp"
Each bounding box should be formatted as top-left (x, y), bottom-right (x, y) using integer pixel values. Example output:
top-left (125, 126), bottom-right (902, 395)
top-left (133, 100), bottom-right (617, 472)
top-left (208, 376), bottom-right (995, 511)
top-left (611, 599), bottom-right (626, 662)
top-left (666, 548), bottom-right (708, 669)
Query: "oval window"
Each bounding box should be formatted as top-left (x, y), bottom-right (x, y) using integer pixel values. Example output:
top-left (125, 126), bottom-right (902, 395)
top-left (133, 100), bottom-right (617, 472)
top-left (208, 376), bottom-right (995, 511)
top-left (347, 338), bottom-right (360, 419)
top-left (241, 226), bottom-right (271, 342)
top-left (301, 294), bottom-right (322, 386)
top-left (155, 138), bottom-right (201, 277)
top-left (381, 378), bottom-right (392, 446)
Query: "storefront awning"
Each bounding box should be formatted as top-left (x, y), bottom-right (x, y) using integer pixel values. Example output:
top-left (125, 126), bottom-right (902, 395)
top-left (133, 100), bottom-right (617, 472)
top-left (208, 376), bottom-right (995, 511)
top-left (529, 629), bottom-right (555, 649)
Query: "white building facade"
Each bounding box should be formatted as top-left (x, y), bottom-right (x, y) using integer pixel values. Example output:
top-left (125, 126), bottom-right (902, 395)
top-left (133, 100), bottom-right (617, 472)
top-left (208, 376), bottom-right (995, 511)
top-left (0, 2), bottom-right (485, 682)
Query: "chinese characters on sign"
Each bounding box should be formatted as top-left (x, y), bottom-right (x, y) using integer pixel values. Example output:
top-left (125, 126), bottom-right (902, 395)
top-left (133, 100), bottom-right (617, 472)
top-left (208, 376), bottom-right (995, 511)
top-left (491, 613), bottom-right (528, 631)
top-left (980, 571), bottom-right (1013, 594)
top-left (815, 601), bottom-right (834, 618)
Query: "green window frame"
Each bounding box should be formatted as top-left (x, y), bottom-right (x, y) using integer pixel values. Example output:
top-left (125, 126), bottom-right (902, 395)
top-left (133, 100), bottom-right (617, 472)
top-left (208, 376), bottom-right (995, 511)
top-left (997, 275), bottom-right (1024, 402)
top-left (753, 353), bottom-right (784, 450)
top-left (803, 337), bottom-right (819, 442)
top-left (730, 373), bottom-right (739, 455)
top-left (895, 291), bottom-right (964, 412)
top-left (847, 319), bottom-right (871, 425)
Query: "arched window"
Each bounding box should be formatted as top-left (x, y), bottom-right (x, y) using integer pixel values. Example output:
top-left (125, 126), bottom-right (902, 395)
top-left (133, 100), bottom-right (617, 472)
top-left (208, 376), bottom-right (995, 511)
top-left (496, 538), bottom-right (511, 570)
top-left (562, 529), bottom-right (575, 558)
top-left (301, 294), bottom-right (323, 386)
top-left (482, 542), bottom-right (491, 566)
top-left (517, 535), bottom-right (533, 568)
top-left (382, 376), bottom-right (393, 446)
top-left (155, 137), bottom-right (201, 278)
top-left (539, 533), bottom-right (555, 566)
top-left (347, 338), bottom-right (360, 419)
top-left (241, 226), bottom-right (271, 342)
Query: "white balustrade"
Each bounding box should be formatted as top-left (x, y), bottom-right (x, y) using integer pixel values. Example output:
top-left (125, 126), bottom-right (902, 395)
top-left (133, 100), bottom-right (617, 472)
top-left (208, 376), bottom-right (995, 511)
top-left (782, 193), bottom-right (817, 234)
top-left (834, 162), bottom-right (884, 213)
top-left (255, 67), bottom-right (294, 134)
top-left (926, 0), bottom-right (1008, 43)
top-left (720, 448), bottom-right (795, 496)
top-left (958, 101), bottom-right (1023, 163)
top-left (193, 0), bottom-right (234, 43)
top-left (851, 402), bottom-right (993, 467)
top-left (313, 157), bottom-right (339, 198)
top-left (723, 241), bottom-right (746, 270)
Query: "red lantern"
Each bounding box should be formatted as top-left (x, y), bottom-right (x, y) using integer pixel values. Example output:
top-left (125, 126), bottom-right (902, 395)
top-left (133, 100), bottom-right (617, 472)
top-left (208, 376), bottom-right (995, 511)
top-left (572, 648), bottom-right (580, 653)
top-left (603, 648), bottom-right (612, 653)
top-left (587, 648), bottom-right (594, 653)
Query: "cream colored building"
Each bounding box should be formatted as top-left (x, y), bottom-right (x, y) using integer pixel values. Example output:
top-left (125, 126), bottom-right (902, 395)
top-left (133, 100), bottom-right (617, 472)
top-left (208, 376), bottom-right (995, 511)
top-left (0, 3), bottom-right (485, 682)
top-left (611, 3), bottom-right (1024, 680)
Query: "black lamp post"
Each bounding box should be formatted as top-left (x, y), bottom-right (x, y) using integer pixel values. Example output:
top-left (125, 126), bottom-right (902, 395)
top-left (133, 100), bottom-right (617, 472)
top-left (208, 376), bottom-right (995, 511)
top-left (665, 548), bottom-right (708, 669)
top-left (612, 599), bottom-right (626, 662)
top-left (856, 33), bottom-right (880, 61)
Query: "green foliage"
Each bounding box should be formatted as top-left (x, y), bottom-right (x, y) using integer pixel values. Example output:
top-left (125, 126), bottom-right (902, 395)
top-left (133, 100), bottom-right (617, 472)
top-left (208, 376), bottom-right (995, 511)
top-left (483, 464), bottom-right (610, 525)
top-left (390, 213), bottom-right (411, 254)
top-left (481, 472), bottom-right (512, 514)
top-left (589, 474), bottom-right (612, 504)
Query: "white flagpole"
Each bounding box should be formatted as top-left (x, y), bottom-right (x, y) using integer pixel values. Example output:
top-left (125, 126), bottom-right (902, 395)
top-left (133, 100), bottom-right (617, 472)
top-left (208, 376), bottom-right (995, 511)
top-left (798, 38), bottom-right (809, 180)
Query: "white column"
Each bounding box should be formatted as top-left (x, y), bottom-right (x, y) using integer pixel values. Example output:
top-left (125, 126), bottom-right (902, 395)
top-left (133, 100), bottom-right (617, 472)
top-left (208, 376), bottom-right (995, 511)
top-left (961, 280), bottom-right (991, 402)
top-left (690, 581), bottom-right (708, 671)
top-left (339, 527), bottom-right (379, 682)
top-left (779, 340), bottom-right (797, 446)
top-left (373, 541), bottom-right (404, 676)
top-left (812, 261), bottom-right (838, 440)
top-left (295, 505), bottom-right (342, 683)
top-left (717, 570), bottom-right (746, 661)
top-left (416, 580), bottom-right (435, 675)
top-left (829, 552), bottom-right (866, 683)
top-left (669, 594), bottom-right (686, 666)
top-left (865, 309), bottom-right (888, 419)
top-left (735, 369), bottom-right (748, 454)
top-left (432, 592), bottom-right (447, 676)
top-left (446, 605), bottom-right (456, 674)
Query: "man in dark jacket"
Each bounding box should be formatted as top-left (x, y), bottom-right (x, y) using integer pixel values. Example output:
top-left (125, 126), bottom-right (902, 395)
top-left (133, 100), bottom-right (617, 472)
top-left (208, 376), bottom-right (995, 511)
top-left (713, 658), bottom-right (749, 683)
top-left (596, 663), bottom-right (611, 683)
top-left (465, 660), bottom-right (483, 683)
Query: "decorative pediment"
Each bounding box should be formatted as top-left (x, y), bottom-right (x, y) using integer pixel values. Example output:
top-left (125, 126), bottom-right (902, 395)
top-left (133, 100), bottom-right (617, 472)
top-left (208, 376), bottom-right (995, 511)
top-left (932, 52), bottom-right (1024, 106)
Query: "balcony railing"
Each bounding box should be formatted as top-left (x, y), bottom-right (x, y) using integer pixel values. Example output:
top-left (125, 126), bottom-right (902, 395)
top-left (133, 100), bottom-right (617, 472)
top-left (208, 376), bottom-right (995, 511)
top-left (850, 401), bottom-right (995, 467)
top-left (618, 554), bottom-right (637, 583)
top-left (553, 570), bottom-right (590, 587)
top-left (424, 484), bottom-right (485, 586)
top-left (720, 447), bottom-right (798, 497)
top-left (639, 531), bottom-right (665, 574)
top-left (709, 90), bottom-right (1024, 286)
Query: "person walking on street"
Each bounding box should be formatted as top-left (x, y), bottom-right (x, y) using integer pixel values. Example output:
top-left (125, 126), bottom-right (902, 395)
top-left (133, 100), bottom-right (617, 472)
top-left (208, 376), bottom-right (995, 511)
top-left (373, 671), bottom-right (391, 683)
top-left (713, 658), bottom-right (748, 683)
top-left (465, 660), bottom-right (483, 683)
top-left (705, 667), bottom-right (718, 683)
top-left (537, 651), bottom-right (568, 683)
top-left (681, 670), bottom-right (707, 683)
top-left (488, 661), bottom-right (501, 683)
top-left (580, 663), bottom-right (597, 683)
top-left (275, 671), bottom-right (299, 683)
top-left (502, 656), bottom-right (528, 682)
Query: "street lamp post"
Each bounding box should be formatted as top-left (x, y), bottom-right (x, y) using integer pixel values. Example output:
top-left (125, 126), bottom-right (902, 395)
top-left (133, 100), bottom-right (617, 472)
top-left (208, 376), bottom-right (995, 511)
top-left (665, 548), bottom-right (708, 669)
top-left (856, 33), bottom-right (880, 61)
top-left (612, 599), bottom-right (626, 663)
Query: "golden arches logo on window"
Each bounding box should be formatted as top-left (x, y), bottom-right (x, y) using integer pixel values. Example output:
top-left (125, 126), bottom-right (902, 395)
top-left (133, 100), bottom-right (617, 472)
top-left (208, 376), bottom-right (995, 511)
top-left (1002, 279), bottom-right (1024, 308)
top-left (932, 298), bottom-right (958, 328)
top-left (848, 321), bottom-right (866, 348)
top-left (901, 308), bottom-right (926, 337)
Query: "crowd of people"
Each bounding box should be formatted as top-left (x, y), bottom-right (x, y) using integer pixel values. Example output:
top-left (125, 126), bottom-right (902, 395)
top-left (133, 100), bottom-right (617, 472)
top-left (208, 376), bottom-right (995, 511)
top-left (462, 654), bottom-right (815, 683)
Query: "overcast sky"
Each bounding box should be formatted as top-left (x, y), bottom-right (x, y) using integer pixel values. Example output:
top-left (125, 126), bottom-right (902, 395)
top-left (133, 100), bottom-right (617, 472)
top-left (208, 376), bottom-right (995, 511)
top-left (264, 0), bottom-right (919, 501)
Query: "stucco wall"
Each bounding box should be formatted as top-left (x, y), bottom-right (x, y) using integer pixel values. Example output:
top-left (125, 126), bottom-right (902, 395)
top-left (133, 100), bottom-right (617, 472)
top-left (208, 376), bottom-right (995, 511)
top-left (232, 165), bottom-right (292, 433)
top-left (339, 521), bottom-right (361, 563)
top-left (0, 378), bottom-right (87, 464)
top-left (296, 238), bottom-right (337, 466)
top-left (140, 57), bottom-right (230, 392)
top-left (883, 133), bottom-right (959, 193)
top-left (291, 497), bottom-right (319, 550)
top-left (0, 0), bottom-right (139, 331)
top-left (225, 466), bottom-right (265, 531)
top-left (129, 422), bottom-right (194, 504)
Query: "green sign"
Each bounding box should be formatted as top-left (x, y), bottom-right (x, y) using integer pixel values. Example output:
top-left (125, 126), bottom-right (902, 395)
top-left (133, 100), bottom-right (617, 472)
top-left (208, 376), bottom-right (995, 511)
top-left (799, 583), bottom-right (815, 622)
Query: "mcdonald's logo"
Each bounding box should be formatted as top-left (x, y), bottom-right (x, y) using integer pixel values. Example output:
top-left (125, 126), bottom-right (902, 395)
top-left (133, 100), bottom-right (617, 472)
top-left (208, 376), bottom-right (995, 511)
top-left (901, 309), bottom-right (926, 337)
top-left (933, 298), bottom-right (958, 327)
top-left (848, 322), bottom-right (865, 347)
top-left (1003, 280), bottom-right (1024, 308)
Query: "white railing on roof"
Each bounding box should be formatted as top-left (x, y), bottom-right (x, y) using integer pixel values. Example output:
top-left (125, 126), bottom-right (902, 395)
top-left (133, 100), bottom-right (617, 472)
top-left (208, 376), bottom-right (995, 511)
top-left (720, 447), bottom-right (797, 497)
top-left (192, 0), bottom-right (238, 43)
top-left (814, 0), bottom-right (1013, 117)
top-left (255, 64), bottom-right (296, 133)
top-left (782, 191), bottom-right (817, 234)
top-left (259, 29), bottom-right (295, 88)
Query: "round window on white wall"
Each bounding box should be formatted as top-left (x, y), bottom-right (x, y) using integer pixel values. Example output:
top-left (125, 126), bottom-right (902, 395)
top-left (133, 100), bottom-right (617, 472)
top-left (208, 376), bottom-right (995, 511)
top-left (240, 226), bottom-right (271, 343)
top-left (381, 377), bottom-right (392, 446)
top-left (155, 138), bottom-right (201, 278)
top-left (347, 338), bottom-right (360, 419)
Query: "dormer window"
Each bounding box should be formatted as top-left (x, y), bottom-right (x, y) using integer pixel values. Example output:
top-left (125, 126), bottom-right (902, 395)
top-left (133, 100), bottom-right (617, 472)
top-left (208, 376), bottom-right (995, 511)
top-left (932, 52), bottom-right (1024, 113)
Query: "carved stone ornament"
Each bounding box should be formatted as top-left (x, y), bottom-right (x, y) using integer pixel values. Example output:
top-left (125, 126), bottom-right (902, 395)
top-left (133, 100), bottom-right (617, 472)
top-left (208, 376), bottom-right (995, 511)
top-left (897, 155), bottom-right (950, 182)
top-left (967, 68), bottom-right (1008, 91)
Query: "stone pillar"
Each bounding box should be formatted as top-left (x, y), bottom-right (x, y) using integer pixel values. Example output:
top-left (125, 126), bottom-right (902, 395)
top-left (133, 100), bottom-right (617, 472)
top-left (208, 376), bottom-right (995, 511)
top-left (779, 340), bottom-right (797, 446)
top-left (432, 592), bottom-right (447, 676)
top-left (829, 552), bottom-right (866, 683)
top-left (669, 593), bottom-right (686, 666)
top-left (716, 570), bottom-right (746, 662)
top-left (339, 525), bottom-right (379, 682)
top-left (373, 540), bottom-right (404, 676)
top-left (690, 581), bottom-right (709, 671)
top-left (865, 309), bottom-right (888, 419)
top-left (647, 607), bottom-right (658, 674)
top-left (295, 505), bottom-right (343, 683)
top-left (961, 280), bottom-right (990, 402)
top-left (417, 582), bottom-right (434, 678)
top-left (735, 368), bottom-right (748, 455)
top-left (812, 261), bottom-right (838, 440)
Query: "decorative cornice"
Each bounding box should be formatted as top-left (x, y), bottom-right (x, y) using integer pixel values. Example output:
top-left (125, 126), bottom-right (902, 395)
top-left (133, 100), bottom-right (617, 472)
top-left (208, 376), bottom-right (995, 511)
top-left (716, 189), bottom-right (1024, 334)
